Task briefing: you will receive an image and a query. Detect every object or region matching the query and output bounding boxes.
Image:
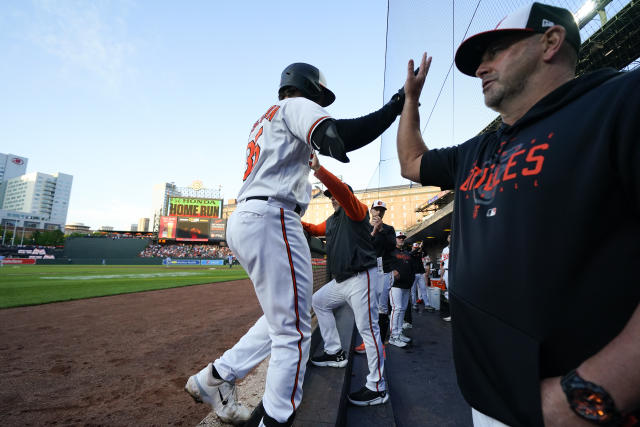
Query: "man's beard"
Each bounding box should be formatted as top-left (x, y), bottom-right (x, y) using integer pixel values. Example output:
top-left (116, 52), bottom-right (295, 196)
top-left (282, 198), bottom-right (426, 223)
top-left (484, 75), bottom-right (527, 110)
top-left (483, 51), bottom-right (537, 111)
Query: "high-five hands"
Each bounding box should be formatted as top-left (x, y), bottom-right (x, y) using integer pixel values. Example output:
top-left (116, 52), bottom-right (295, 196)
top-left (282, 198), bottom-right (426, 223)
top-left (404, 52), bottom-right (432, 104)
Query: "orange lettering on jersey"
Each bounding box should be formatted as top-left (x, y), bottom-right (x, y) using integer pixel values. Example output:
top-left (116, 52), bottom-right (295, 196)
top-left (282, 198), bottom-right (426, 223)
top-left (502, 149), bottom-right (526, 181)
top-left (251, 105), bottom-right (280, 135)
top-left (243, 127), bottom-right (263, 181)
top-left (472, 167), bottom-right (489, 189)
top-left (459, 166), bottom-right (479, 191)
top-left (522, 143), bottom-right (548, 176)
top-left (483, 165), bottom-right (500, 192)
top-left (264, 105), bottom-right (280, 121)
top-left (468, 167), bottom-right (484, 189)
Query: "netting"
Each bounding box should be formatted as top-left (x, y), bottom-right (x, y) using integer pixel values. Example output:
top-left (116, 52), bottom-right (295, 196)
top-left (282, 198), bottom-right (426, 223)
top-left (372, 0), bottom-right (635, 190)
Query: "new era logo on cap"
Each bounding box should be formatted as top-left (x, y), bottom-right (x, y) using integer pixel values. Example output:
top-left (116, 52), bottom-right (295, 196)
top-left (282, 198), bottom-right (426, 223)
top-left (541, 18), bottom-right (554, 27)
top-left (455, 2), bottom-right (581, 76)
top-left (371, 200), bottom-right (387, 209)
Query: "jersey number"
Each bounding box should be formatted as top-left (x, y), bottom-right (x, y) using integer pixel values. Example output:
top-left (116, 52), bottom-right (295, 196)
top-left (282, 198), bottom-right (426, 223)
top-left (243, 127), bottom-right (263, 181)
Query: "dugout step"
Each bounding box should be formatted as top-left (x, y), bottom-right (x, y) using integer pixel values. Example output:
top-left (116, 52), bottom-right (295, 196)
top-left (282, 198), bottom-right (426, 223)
top-left (294, 304), bottom-right (356, 426)
top-left (383, 307), bottom-right (472, 426)
top-left (344, 328), bottom-right (395, 427)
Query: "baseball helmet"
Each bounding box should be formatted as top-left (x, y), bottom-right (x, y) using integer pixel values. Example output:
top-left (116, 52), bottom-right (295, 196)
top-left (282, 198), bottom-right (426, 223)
top-left (279, 63), bottom-right (336, 107)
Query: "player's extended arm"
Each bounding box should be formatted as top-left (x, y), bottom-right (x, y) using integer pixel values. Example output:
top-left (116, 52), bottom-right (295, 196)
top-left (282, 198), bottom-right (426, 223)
top-left (397, 52), bottom-right (432, 183)
top-left (315, 166), bottom-right (367, 222)
top-left (332, 87), bottom-right (406, 153)
top-left (310, 77), bottom-right (411, 162)
top-left (301, 220), bottom-right (326, 237)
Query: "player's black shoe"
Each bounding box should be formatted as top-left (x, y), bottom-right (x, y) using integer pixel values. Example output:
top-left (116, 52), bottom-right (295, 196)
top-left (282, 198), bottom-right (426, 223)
top-left (348, 386), bottom-right (389, 406)
top-left (310, 349), bottom-right (348, 368)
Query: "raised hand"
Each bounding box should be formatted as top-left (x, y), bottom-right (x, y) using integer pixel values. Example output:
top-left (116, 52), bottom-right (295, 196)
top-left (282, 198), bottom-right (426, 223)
top-left (404, 52), bottom-right (432, 103)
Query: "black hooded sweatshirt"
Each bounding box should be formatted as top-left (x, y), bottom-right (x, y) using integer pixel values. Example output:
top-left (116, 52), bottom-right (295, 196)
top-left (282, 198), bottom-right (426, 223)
top-left (419, 68), bottom-right (640, 426)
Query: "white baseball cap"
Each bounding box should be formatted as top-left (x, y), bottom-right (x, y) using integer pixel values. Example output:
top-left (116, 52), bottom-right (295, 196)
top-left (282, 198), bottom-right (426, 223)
top-left (396, 231), bottom-right (406, 238)
top-left (412, 242), bottom-right (421, 248)
top-left (371, 200), bottom-right (387, 210)
top-left (455, 2), bottom-right (580, 76)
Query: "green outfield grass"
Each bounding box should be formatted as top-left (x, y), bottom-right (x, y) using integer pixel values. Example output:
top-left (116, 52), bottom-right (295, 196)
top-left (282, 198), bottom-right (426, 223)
top-left (0, 264), bottom-right (249, 309)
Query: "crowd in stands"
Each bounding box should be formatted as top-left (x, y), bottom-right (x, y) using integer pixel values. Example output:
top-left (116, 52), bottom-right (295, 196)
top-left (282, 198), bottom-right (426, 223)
top-left (139, 243), bottom-right (233, 259)
top-left (69, 233), bottom-right (152, 239)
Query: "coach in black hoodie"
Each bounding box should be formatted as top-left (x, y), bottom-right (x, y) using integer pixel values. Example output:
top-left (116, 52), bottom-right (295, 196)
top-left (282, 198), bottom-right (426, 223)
top-left (396, 3), bottom-right (639, 427)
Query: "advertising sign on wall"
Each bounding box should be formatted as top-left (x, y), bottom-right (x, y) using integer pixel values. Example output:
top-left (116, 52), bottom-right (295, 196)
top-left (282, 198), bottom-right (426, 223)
top-left (201, 260), bottom-right (224, 266)
top-left (168, 260), bottom-right (201, 265)
top-left (209, 219), bottom-right (226, 240)
top-left (159, 216), bottom-right (177, 239)
top-left (2, 258), bottom-right (36, 265)
top-left (168, 197), bottom-right (222, 218)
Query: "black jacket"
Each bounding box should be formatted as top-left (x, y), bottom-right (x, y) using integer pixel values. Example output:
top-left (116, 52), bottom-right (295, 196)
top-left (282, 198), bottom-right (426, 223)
top-left (420, 68), bottom-right (640, 426)
top-left (390, 248), bottom-right (414, 289)
top-left (371, 223), bottom-right (397, 273)
top-left (325, 207), bottom-right (377, 282)
top-left (410, 249), bottom-right (425, 274)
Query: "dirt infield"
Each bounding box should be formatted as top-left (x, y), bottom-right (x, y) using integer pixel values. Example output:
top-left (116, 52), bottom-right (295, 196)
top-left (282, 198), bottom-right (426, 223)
top-left (0, 279), bottom-right (263, 426)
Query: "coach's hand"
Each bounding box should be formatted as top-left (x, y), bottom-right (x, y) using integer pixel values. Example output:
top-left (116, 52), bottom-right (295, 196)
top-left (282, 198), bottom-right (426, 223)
top-left (404, 52), bottom-right (432, 104)
top-left (370, 215), bottom-right (383, 235)
top-left (310, 152), bottom-right (321, 172)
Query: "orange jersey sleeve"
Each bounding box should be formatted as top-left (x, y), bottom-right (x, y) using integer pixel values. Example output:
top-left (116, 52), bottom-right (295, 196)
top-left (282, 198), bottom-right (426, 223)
top-left (301, 220), bottom-right (327, 236)
top-left (315, 166), bottom-right (368, 221)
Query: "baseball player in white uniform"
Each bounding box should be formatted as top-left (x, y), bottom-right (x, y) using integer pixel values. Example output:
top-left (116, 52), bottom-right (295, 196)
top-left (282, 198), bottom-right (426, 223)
top-left (410, 242), bottom-right (430, 309)
top-left (186, 62), bottom-right (407, 426)
top-left (441, 234), bottom-right (450, 289)
top-left (185, 63), bottom-right (344, 426)
top-left (440, 234), bottom-right (451, 322)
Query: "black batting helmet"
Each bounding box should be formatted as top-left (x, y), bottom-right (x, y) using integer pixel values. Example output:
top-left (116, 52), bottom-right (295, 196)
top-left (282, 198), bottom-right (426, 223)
top-left (279, 63), bottom-right (336, 107)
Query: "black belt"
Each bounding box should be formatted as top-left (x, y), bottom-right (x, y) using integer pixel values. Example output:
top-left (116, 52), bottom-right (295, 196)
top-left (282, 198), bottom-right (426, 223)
top-left (245, 196), bottom-right (302, 215)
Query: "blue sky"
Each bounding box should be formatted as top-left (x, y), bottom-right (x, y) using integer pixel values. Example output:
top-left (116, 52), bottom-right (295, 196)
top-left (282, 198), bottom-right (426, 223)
top-left (1, 0), bottom-right (621, 230)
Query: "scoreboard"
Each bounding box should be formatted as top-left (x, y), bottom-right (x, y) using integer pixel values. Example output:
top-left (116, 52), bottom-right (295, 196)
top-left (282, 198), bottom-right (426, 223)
top-left (159, 197), bottom-right (226, 241)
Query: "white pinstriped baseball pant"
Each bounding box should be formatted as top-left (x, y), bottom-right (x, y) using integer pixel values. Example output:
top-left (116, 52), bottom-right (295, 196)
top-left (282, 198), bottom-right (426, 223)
top-left (312, 266), bottom-right (386, 392)
top-left (389, 286), bottom-right (410, 338)
top-left (213, 199), bottom-right (312, 423)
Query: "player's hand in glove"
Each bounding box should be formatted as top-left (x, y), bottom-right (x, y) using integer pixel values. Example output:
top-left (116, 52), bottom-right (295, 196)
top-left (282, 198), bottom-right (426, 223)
top-left (387, 86), bottom-right (407, 116)
top-left (386, 68), bottom-right (422, 116)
